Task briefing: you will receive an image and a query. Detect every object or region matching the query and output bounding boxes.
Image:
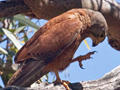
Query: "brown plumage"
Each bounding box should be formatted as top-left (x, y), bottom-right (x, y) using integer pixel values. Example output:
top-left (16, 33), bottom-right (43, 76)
top-left (6, 9), bottom-right (108, 87)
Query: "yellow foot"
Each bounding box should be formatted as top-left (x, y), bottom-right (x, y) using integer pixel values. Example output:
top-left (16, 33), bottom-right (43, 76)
top-left (53, 80), bottom-right (70, 90)
top-left (62, 81), bottom-right (70, 90)
top-left (72, 51), bottom-right (97, 69)
top-left (53, 70), bottom-right (71, 90)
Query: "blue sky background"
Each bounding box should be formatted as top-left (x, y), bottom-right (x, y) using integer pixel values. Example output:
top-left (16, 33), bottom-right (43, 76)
top-left (0, 0), bottom-right (120, 87)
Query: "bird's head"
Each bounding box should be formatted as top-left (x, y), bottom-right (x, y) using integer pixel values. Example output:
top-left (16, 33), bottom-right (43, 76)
top-left (88, 10), bottom-right (108, 47)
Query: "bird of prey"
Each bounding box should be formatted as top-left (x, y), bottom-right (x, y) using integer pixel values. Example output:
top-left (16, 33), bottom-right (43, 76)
top-left (7, 9), bottom-right (108, 89)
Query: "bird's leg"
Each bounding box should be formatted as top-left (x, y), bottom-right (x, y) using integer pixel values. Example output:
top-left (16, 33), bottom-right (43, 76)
top-left (53, 70), bottom-right (62, 83)
top-left (71, 51), bottom-right (96, 68)
top-left (53, 70), bottom-right (70, 90)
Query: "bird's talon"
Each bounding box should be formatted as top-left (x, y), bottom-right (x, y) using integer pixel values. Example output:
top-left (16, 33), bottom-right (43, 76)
top-left (79, 62), bottom-right (84, 69)
top-left (80, 66), bottom-right (85, 69)
top-left (62, 81), bottom-right (70, 90)
top-left (90, 57), bottom-right (93, 59)
top-left (91, 51), bottom-right (96, 54)
top-left (93, 51), bottom-right (98, 53)
top-left (89, 51), bottom-right (97, 54)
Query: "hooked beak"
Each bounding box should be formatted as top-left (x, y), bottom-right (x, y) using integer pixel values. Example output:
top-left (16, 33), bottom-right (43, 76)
top-left (92, 40), bottom-right (99, 47)
top-left (92, 42), bottom-right (98, 47)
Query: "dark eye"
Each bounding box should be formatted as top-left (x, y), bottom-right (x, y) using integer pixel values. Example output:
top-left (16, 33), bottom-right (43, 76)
top-left (100, 34), bottom-right (104, 37)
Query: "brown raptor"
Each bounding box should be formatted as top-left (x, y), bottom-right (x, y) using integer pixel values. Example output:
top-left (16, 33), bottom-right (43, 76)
top-left (7, 9), bottom-right (108, 89)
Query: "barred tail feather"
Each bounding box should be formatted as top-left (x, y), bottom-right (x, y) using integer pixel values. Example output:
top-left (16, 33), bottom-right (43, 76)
top-left (6, 59), bottom-right (50, 87)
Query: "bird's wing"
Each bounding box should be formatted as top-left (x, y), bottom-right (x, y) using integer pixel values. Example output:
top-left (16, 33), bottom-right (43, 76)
top-left (15, 12), bottom-right (83, 63)
top-left (14, 11), bottom-right (75, 63)
top-left (7, 18), bottom-right (82, 86)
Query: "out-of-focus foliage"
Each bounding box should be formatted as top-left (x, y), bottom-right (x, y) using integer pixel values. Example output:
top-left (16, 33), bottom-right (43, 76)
top-left (0, 14), bottom-right (42, 87)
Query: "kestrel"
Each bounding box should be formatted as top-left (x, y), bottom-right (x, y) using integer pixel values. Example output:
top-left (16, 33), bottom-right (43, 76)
top-left (7, 9), bottom-right (108, 89)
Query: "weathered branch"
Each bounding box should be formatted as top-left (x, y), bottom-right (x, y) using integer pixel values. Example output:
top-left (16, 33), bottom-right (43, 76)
top-left (0, 0), bottom-right (31, 18)
top-left (23, 0), bottom-right (120, 19)
top-left (1, 65), bottom-right (120, 90)
top-left (1, 0), bottom-right (120, 20)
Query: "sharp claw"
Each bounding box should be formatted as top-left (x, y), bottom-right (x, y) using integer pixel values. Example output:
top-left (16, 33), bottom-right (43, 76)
top-left (74, 51), bottom-right (97, 70)
top-left (93, 51), bottom-right (98, 53)
top-left (79, 62), bottom-right (85, 69)
top-left (90, 57), bottom-right (93, 59)
top-left (80, 66), bottom-right (85, 69)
